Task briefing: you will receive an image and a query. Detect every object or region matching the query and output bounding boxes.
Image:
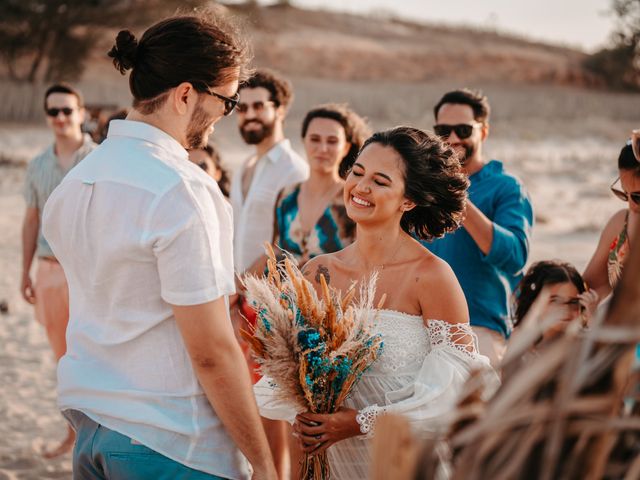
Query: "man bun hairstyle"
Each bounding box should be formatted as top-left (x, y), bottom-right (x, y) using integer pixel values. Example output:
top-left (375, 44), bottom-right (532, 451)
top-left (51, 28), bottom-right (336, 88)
top-left (109, 30), bottom-right (138, 74)
top-left (301, 103), bottom-right (371, 179)
top-left (434, 88), bottom-right (491, 123)
top-left (358, 126), bottom-right (469, 241)
top-left (108, 10), bottom-right (251, 114)
top-left (240, 68), bottom-right (293, 109)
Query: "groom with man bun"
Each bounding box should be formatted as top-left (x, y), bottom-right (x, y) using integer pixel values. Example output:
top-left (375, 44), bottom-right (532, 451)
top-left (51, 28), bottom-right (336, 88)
top-left (42, 11), bottom-right (277, 480)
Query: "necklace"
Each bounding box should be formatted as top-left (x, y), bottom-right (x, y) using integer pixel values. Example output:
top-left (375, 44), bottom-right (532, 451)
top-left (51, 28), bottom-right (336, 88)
top-left (356, 236), bottom-right (405, 272)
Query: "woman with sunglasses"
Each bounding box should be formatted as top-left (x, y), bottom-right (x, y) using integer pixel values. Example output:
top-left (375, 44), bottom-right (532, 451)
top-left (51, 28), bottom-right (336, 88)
top-left (583, 143), bottom-right (639, 300)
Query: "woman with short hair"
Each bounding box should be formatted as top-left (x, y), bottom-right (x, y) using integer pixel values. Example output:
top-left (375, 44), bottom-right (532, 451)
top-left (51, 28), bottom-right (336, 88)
top-left (255, 126), bottom-right (493, 479)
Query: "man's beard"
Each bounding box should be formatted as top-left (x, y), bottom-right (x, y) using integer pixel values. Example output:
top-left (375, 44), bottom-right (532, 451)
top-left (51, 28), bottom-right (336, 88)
top-left (239, 119), bottom-right (275, 145)
top-left (186, 101), bottom-right (212, 149)
top-left (456, 143), bottom-right (476, 165)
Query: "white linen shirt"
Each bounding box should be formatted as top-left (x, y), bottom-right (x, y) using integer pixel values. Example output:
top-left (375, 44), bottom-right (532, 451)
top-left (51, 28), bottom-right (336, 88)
top-left (230, 139), bottom-right (309, 272)
top-left (42, 120), bottom-right (250, 479)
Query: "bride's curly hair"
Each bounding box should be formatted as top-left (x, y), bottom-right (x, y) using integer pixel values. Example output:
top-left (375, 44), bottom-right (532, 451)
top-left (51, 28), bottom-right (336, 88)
top-left (348, 126), bottom-right (469, 241)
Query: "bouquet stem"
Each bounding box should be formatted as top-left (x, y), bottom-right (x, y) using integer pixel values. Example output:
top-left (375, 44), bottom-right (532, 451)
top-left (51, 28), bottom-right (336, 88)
top-left (301, 452), bottom-right (330, 480)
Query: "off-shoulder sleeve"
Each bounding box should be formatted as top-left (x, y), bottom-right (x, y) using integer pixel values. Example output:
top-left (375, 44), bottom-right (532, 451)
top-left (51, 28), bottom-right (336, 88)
top-left (356, 320), bottom-right (496, 438)
top-left (254, 376), bottom-right (300, 424)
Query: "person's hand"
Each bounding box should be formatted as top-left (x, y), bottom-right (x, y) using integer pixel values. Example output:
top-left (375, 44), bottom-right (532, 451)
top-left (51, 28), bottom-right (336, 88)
top-left (632, 129), bottom-right (640, 162)
top-left (21, 273), bottom-right (36, 304)
top-left (293, 407), bottom-right (361, 455)
top-left (577, 289), bottom-right (599, 327)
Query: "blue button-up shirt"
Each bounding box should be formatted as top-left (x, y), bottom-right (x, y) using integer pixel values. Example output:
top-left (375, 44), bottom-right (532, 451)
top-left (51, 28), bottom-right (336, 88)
top-left (425, 160), bottom-right (533, 338)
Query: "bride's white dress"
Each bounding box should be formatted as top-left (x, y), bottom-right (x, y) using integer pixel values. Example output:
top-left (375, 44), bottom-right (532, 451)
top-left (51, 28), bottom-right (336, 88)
top-left (254, 309), bottom-right (493, 479)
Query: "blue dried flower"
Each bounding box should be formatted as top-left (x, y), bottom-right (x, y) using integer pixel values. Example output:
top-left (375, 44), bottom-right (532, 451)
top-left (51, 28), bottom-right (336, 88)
top-left (257, 308), bottom-right (272, 333)
top-left (298, 329), bottom-right (321, 350)
top-left (331, 356), bottom-right (352, 391)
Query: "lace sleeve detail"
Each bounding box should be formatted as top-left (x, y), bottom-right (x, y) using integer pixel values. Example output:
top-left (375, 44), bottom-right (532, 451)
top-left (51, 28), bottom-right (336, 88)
top-left (356, 405), bottom-right (386, 439)
top-left (427, 320), bottom-right (480, 360)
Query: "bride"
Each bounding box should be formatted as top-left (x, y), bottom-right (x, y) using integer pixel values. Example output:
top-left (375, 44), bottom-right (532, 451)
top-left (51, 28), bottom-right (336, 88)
top-left (255, 126), bottom-right (493, 478)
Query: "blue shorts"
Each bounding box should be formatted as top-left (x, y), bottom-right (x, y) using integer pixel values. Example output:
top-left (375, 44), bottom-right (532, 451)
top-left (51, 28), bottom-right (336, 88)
top-left (64, 410), bottom-right (228, 480)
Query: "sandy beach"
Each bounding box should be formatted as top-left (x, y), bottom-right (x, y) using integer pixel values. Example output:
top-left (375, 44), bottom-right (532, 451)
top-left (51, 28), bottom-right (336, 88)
top-left (0, 160), bottom-right (72, 479)
top-left (0, 115), bottom-right (633, 479)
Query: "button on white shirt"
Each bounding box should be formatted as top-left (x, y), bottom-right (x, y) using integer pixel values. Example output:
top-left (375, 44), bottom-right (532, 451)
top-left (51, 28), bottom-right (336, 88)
top-left (230, 139), bottom-right (309, 272)
top-left (42, 120), bottom-right (250, 479)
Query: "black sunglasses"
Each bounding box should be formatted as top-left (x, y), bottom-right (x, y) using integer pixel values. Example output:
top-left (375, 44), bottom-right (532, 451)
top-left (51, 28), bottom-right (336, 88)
top-left (433, 123), bottom-right (480, 140)
top-left (202, 88), bottom-right (239, 116)
top-left (236, 100), bottom-right (275, 114)
top-left (610, 177), bottom-right (640, 204)
top-left (46, 107), bottom-right (74, 117)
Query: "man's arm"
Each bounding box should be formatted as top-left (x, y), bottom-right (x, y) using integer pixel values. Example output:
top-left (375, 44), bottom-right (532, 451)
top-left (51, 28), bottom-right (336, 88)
top-left (173, 298), bottom-right (276, 479)
top-left (464, 184), bottom-right (533, 275)
top-left (461, 201), bottom-right (494, 255)
top-left (21, 207), bottom-right (39, 304)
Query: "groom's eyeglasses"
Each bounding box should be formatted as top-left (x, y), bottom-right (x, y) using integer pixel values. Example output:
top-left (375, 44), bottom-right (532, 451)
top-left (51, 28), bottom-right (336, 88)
top-left (208, 90), bottom-right (240, 116)
top-left (433, 123), bottom-right (480, 140)
top-left (610, 177), bottom-right (640, 204)
top-left (196, 84), bottom-right (239, 116)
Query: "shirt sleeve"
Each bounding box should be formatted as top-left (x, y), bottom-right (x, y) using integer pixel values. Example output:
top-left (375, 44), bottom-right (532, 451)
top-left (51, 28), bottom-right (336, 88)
top-left (288, 155), bottom-right (310, 186)
top-left (23, 160), bottom-right (39, 209)
top-left (148, 181), bottom-right (236, 306)
top-left (356, 321), bottom-right (498, 438)
top-left (482, 179), bottom-right (533, 275)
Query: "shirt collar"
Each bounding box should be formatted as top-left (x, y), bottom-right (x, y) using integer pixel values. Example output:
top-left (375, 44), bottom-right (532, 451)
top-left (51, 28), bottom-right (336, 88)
top-left (107, 120), bottom-right (189, 161)
top-left (264, 139), bottom-right (292, 164)
top-left (48, 133), bottom-right (95, 167)
top-left (469, 159), bottom-right (503, 181)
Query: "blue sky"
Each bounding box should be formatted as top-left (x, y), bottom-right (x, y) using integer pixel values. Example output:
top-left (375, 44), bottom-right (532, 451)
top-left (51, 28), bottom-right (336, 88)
top-left (287, 0), bottom-right (614, 52)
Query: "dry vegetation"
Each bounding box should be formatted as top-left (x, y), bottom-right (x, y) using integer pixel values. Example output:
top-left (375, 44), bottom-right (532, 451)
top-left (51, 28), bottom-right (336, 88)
top-left (0, 3), bottom-right (616, 124)
top-left (233, 4), bottom-right (595, 85)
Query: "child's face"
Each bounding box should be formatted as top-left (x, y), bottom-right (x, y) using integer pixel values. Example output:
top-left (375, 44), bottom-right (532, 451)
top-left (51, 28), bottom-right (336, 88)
top-left (541, 281), bottom-right (582, 340)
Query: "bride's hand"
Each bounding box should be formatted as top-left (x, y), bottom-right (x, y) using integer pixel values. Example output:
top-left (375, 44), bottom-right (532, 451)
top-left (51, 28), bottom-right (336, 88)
top-left (293, 407), bottom-right (361, 455)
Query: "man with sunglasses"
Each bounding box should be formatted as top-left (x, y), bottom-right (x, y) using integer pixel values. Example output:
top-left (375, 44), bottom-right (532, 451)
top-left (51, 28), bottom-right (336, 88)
top-left (427, 88), bottom-right (533, 368)
top-left (21, 83), bottom-right (96, 457)
top-left (231, 68), bottom-right (308, 276)
top-left (41, 14), bottom-right (277, 480)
